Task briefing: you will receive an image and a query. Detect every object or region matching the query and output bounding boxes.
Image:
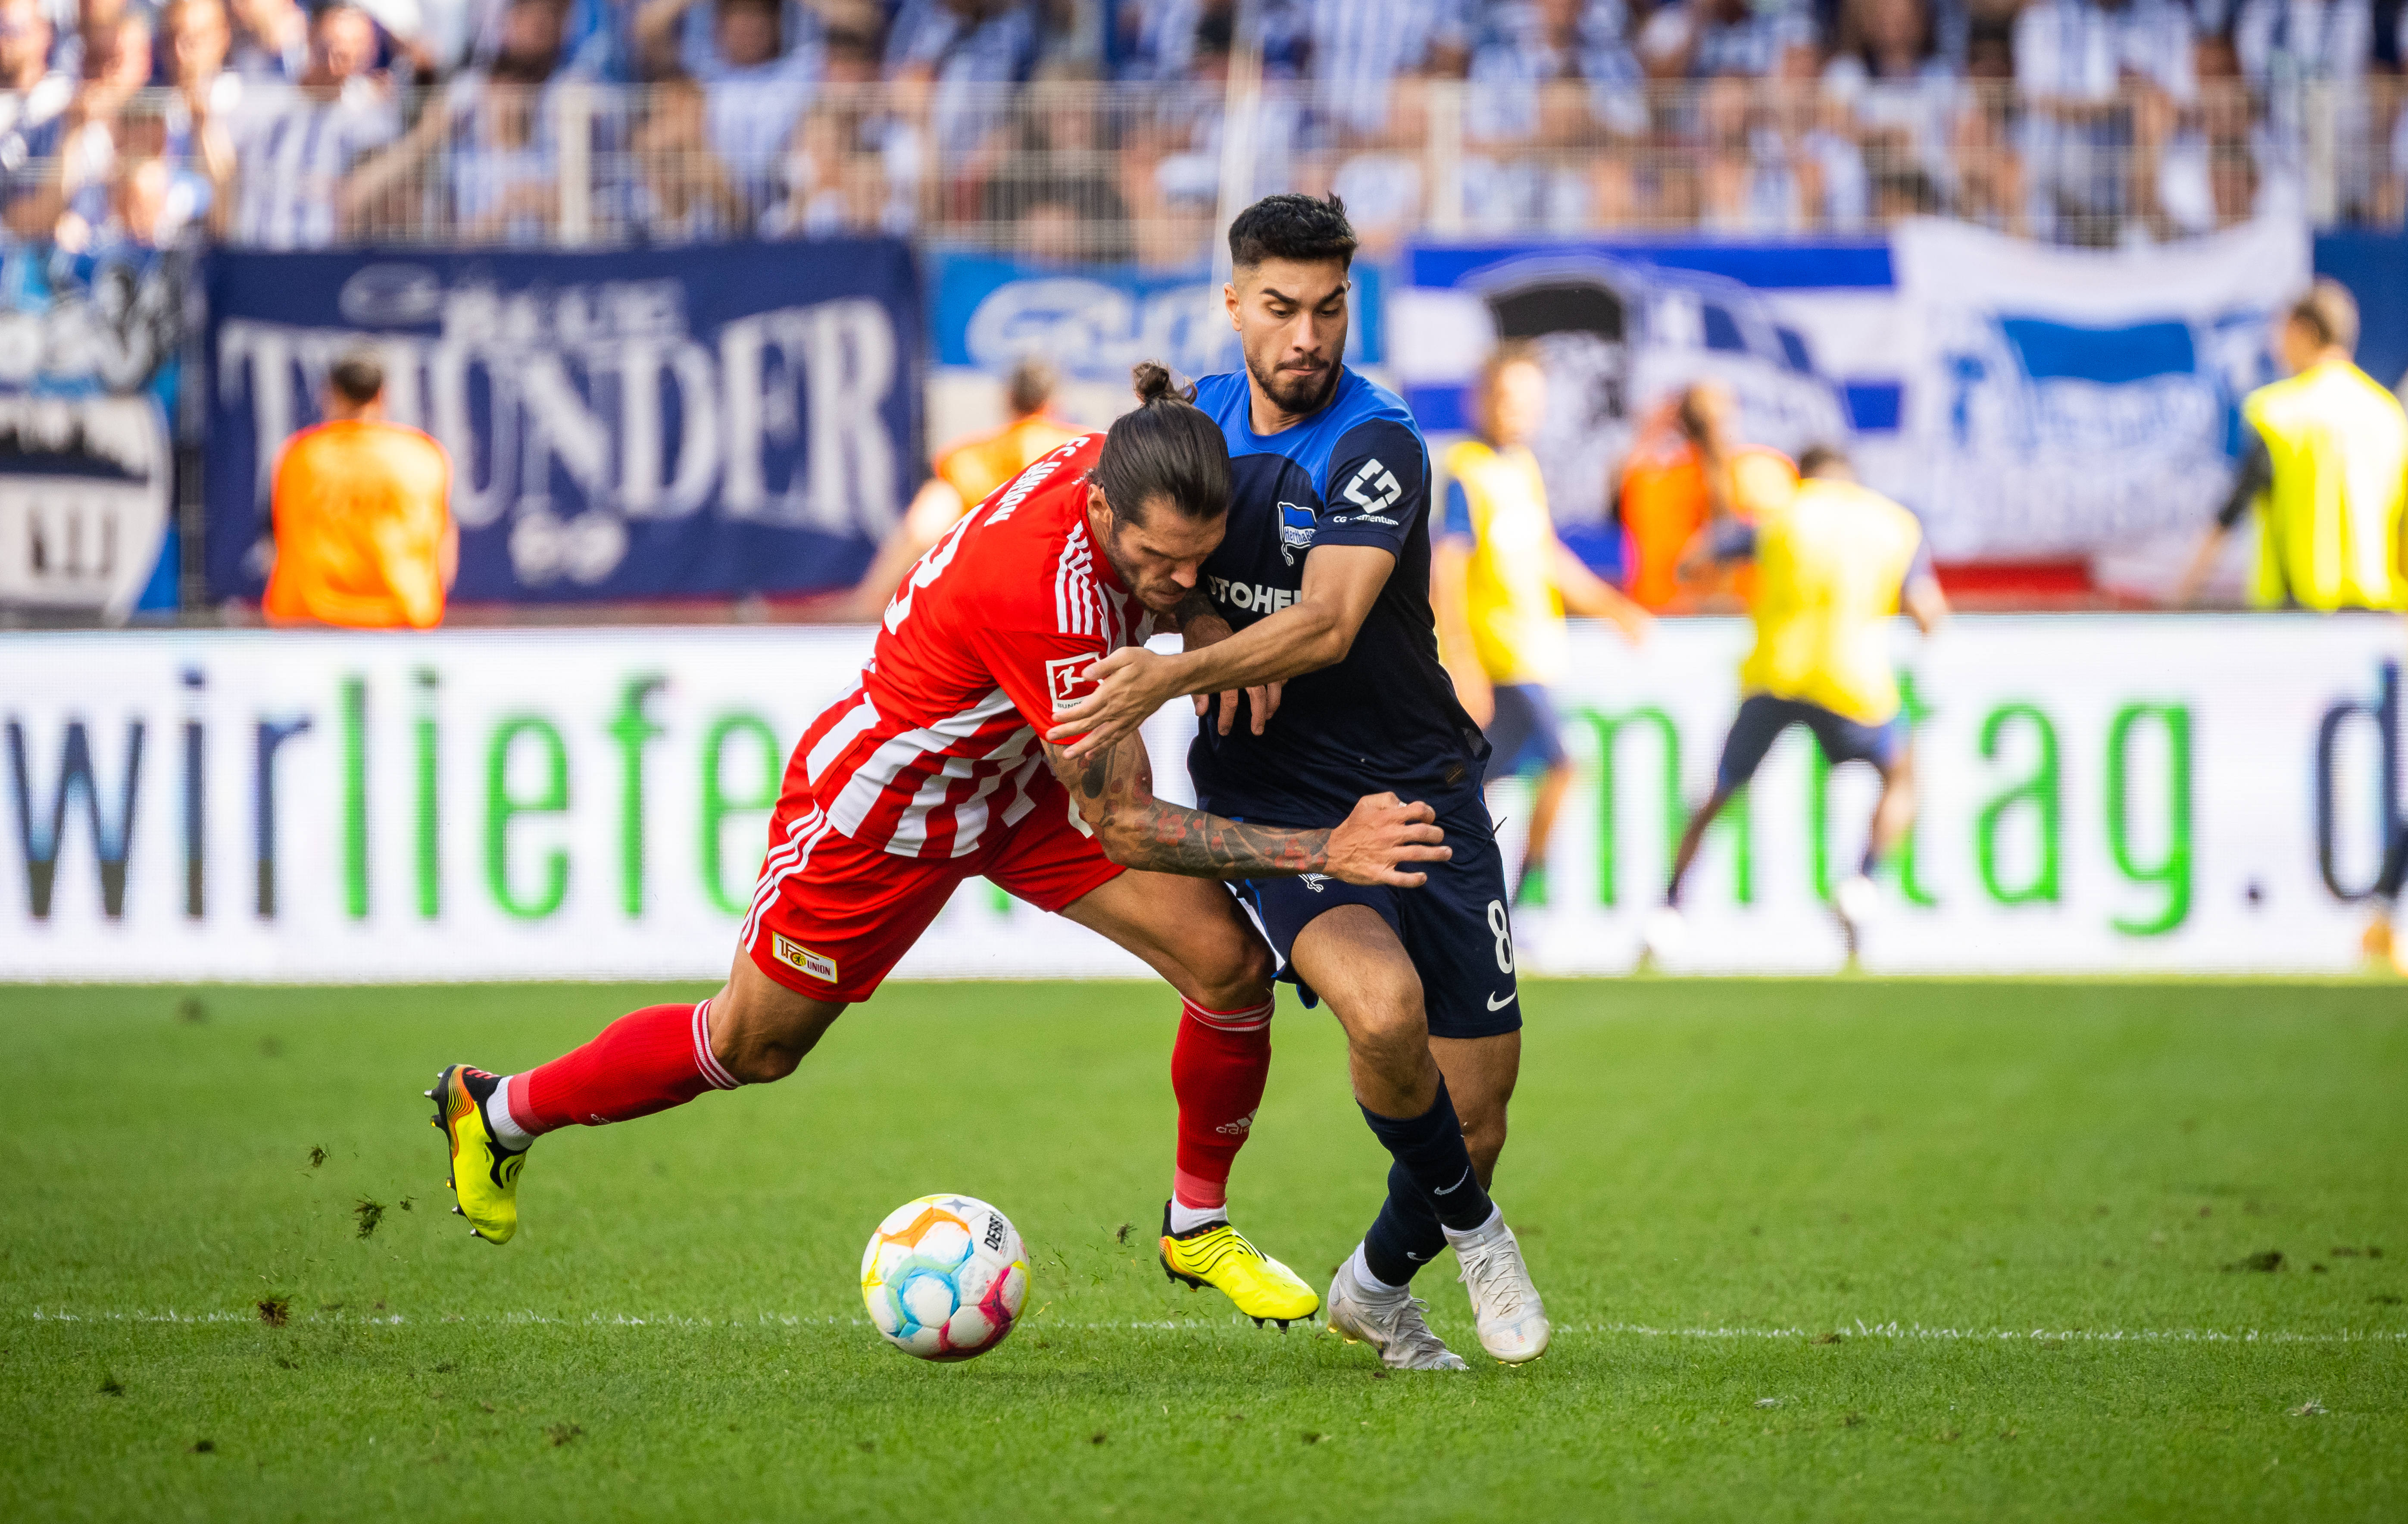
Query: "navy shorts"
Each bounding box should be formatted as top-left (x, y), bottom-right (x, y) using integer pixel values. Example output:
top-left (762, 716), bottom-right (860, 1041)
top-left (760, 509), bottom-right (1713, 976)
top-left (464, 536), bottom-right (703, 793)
top-left (1715, 694), bottom-right (1905, 793)
top-left (1484, 683), bottom-right (1568, 778)
top-left (1232, 789), bottom-right (1522, 1040)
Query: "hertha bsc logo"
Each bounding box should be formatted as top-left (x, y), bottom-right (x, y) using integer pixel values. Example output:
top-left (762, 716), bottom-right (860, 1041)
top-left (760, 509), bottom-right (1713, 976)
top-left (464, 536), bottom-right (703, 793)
top-left (1045, 654), bottom-right (1098, 707)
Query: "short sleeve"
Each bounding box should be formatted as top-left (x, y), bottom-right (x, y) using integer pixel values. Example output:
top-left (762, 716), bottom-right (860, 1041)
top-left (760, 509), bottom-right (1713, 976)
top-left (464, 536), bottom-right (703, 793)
top-left (965, 616), bottom-right (1111, 746)
top-left (1903, 529), bottom-right (1935, 589)
top-left (1440, 477), bottom-right (1476, 542)
top-left (1316, 419), bottom-right (1428, 557)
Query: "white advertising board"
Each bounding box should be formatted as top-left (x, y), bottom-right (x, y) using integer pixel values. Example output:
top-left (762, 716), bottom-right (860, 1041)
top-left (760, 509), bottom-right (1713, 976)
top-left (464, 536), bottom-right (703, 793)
top-left (0, 616), bottom-right (2396, 982)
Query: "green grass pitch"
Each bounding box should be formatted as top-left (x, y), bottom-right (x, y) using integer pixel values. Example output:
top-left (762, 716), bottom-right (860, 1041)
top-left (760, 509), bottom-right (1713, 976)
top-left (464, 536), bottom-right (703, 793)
top-left (2, 978), bottom-right (2403, 1521)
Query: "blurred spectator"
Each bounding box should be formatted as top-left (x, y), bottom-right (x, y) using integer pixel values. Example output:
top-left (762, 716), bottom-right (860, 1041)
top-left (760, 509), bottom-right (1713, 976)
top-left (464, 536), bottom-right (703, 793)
top-left (2014, 0), bottom-right (2196, 241)
top-left (347, 0), bottom-right (572, 243)
top-left (1947, 18), bottom-right (2024, 232)
top-left (159, 0), bottom-right (240, 238)
top-left (887, 0), bottom-right (1038, 162)
top-left (0, 0), bottom-right (74, 239)
top-left (631, 72), bottom-right (748, 238)
top-left (637, 0), bottom-right (820, 197)
top-left (1640, 0), bottom-right (1817, 79)
top-left (227, 0), bottom-right (308, 77)
top-left (1465, 0), bottom-right (1644, 144)
top-left (1306, 0), bottom-right (1465, 137)
top-left (229, 2), bottom-right (397, 247)
top-left (980, 73), bottom-right (1132, 260)
top-left (1824, 0), bottom-right (1958, 198)
top-left (263, 349), bottom-right (458, 630)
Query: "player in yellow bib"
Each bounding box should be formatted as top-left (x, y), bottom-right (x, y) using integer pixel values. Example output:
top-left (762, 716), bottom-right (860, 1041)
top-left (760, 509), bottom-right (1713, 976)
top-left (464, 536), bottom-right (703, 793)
top-left (1435, 343), bottom-right (1651, 908)
top-left (1648, 444), bottom-right (1948, 961)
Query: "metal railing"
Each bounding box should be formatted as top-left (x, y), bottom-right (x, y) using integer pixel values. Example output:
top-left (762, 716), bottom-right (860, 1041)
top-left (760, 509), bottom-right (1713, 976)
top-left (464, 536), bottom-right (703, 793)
top-left (4, 75), bottom-right (2401, 259)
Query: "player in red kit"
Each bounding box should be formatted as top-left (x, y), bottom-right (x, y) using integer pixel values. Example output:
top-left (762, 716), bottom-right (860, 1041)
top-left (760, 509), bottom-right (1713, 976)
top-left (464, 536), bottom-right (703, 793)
top-left (426, 365), bottom-right (1451, 1327)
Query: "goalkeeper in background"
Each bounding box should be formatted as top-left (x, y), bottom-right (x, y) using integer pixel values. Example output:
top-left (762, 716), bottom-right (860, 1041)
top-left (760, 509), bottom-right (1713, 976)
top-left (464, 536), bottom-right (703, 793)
top-left (1434, 342), bottom-right (1651, 908)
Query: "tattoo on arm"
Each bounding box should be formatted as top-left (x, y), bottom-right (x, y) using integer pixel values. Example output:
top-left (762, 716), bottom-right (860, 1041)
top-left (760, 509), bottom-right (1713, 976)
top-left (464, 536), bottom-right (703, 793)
top-left (1048, 736), bottom-right (1328, 879)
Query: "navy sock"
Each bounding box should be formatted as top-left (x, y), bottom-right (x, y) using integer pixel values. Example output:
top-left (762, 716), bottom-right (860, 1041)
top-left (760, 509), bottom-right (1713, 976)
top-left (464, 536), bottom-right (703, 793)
top-left (1357, 1077), bottom-right (1493, 1234)
top-left (1361, 1158), bottom-right (1447, 1287)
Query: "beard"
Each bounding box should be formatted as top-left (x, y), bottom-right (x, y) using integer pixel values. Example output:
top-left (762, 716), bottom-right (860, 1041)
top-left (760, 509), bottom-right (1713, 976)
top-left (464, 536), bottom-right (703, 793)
top-left (1247, 352), bottom-right (1340, 419)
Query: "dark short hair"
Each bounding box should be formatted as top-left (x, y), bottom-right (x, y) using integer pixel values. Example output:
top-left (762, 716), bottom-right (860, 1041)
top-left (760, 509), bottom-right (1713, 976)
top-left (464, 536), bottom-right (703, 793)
top-left (2290, 278), bottom-right (2358, 355)
top-left (1228, 193), bottom-right (1357, 272)
top-left (1091, 361), bottom-right (1229, 526)
top-left (1006, 354), bottom-right (1056, 417)
top-left (1797, 443), bottom-right (1849, 478)
top-left (329, 351), bottom-right (384, 406)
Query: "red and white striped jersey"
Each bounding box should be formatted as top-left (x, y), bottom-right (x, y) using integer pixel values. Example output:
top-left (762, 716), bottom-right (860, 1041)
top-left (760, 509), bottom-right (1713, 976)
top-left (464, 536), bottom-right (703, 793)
top-left (798, 432), bottom-right (1149, 859)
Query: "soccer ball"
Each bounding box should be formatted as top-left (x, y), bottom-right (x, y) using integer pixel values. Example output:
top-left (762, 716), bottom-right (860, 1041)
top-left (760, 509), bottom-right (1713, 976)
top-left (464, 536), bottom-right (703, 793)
top-left (859, 1194), bottom-right (1029, 1361)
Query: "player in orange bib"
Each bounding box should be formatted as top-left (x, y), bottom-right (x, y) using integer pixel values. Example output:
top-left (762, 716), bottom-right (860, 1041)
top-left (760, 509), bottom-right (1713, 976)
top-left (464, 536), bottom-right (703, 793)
top-left (426, 366), bottom-right (1447, 1328)
top-left (262, 352), bottom-right (456, 629)
top-left (1617, 382), bottom-right (1797, 612)
top-left (843, 355), bottom-right (1084, 619)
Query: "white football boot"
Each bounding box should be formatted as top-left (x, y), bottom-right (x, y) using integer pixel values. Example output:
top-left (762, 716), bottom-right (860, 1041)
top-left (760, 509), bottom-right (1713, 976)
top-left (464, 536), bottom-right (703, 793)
top-left (1640, 904), bottom-right (1689, 968)
top-left (1448, 1211), bottom-right (1551, 1364)
top-left (1833, 873), bottom-right (1880, 960)
top-left (1325, 1258), bottom-right (1470, 1371)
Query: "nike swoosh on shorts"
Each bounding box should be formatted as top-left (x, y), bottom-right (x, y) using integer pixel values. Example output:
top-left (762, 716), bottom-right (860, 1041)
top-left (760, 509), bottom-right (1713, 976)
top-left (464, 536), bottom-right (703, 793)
top-left (1487, 991), bottom-right (1518, 1011)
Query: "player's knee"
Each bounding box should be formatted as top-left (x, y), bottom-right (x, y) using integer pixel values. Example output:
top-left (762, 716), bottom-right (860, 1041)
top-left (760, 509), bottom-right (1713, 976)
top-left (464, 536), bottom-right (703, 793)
top-left (1193, 931), bottom-right (1276, 1010)
top-left (1344, 967), bottom-right (1429, 1058)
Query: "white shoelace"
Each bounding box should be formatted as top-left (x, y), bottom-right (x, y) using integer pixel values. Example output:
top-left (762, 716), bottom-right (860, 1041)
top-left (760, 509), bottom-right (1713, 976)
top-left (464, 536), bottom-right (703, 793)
top-left (1457, 1235), bottom-right (1533, 1322)
top-left (1374, 1296), bottom-right (1455, 1363)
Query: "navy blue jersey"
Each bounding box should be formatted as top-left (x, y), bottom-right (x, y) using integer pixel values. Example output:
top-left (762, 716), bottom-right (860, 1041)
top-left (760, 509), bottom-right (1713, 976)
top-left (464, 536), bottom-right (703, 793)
top-left (1187, 366), bottom-right (1488, 823)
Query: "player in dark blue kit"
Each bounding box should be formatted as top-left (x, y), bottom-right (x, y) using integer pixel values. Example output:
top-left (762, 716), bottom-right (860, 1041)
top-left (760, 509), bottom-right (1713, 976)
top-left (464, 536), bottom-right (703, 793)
top-left (1051, 195), bottom-right (1547, 1370)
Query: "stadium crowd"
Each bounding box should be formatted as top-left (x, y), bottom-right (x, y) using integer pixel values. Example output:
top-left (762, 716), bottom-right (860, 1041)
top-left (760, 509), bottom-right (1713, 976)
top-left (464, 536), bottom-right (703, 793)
top-left (0, 0), bottom-right (2404, 258)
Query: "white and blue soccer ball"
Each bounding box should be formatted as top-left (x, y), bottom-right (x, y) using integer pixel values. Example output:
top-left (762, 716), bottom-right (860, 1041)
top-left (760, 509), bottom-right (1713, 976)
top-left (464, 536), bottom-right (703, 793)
top-left (859, 1194), bottom-right (1029, 1361)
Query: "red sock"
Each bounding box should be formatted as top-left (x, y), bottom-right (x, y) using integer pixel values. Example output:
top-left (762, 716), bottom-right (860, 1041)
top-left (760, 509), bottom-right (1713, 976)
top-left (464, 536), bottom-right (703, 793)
top-left (502, 1000), bottom-right (740, 1136)
top-left (1170, 995), bottom-right (1274, 1212)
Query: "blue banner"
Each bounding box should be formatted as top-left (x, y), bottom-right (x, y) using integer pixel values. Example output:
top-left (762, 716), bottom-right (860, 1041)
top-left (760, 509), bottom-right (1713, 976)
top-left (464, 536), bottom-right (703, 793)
top-left (930, 253), bottom-right (1381, 382)
top-left (0, 244), bottom-right (186, 618)
top-left (203, 239), bottom-right (922, 604)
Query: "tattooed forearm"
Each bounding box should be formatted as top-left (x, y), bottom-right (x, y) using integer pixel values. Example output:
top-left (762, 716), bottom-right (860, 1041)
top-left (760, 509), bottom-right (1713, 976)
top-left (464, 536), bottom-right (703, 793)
top-left (1053, 735), bottom-right (1328, 879)
top-left (1118, 803), bottom-right (1330, 878)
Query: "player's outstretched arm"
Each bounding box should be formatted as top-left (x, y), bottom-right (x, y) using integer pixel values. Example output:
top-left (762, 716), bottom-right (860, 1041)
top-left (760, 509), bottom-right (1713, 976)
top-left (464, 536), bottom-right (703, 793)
top-left (1043, 733), bottom-right (1450, 887)
top-left (1046, 545), bottom-right (1395, 762)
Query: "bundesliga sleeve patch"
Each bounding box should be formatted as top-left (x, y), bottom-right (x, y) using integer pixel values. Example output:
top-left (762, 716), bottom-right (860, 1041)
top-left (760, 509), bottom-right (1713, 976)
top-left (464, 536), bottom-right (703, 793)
top-left (771, 934), bottom-right (839, 984)
top-left (1045, 654), bottom-right (1100, 707)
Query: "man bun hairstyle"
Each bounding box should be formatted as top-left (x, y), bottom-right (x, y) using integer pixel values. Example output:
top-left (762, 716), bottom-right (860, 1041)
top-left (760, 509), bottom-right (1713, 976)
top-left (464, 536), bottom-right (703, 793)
top-left (1228, 192), bottom-right (1357, 271)
top-left (2291, 278), bottom-right (2358, 356)
top-left (1092, 361), bottom-right (1231, 526)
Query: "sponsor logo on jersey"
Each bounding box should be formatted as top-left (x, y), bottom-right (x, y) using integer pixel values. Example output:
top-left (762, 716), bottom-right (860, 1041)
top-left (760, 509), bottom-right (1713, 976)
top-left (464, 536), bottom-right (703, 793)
top-left (1277, 501), bottom-right (1318, 565)
top-left (1209, 575), bottom-right (1299, 614)
top-left (772, 933), bottom-right (839, 984)
top-left (1340, 458), bottom-right (1403, 520)
top-left (1045, 654), bottom-right (1099, 707)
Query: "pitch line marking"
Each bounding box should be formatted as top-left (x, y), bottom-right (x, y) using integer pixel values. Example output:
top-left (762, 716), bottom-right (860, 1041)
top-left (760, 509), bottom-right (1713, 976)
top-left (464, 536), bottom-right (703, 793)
top-left (17, 1308), bottom-right (2407, 1345)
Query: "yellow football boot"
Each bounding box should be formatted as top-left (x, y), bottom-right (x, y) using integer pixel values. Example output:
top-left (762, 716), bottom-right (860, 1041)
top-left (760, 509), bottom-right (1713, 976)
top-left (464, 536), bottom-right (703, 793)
top-left (1158, 1202), bottom-right (1320, 1328)
top-left (428, 1065), bottom-right (525, 1244)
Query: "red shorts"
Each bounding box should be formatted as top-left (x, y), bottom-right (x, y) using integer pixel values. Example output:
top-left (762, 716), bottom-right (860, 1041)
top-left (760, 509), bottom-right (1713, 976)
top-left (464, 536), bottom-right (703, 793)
top-left (738, 775), bottom-right (1123, 1004)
